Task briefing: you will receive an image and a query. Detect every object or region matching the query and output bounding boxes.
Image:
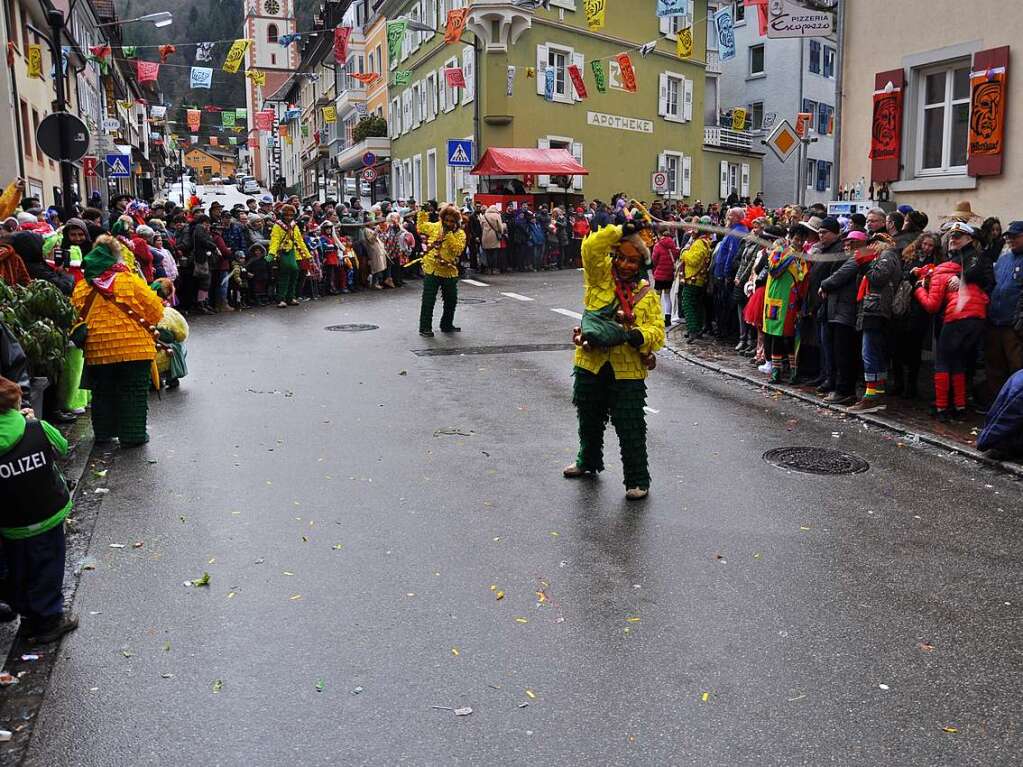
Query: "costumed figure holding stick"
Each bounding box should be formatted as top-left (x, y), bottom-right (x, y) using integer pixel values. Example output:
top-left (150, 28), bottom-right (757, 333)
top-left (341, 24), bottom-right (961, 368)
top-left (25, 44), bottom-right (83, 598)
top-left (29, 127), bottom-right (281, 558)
top-left (416, 205), bottom-right (466, 337)
top-left (564, 217), bottom-right (666, 500)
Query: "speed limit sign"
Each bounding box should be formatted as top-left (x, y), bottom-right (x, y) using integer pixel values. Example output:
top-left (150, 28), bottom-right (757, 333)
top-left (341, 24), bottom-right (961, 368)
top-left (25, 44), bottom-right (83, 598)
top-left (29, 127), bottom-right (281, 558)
top-left (651, 171), bottom-right (669, 194)
top-left (362, 167), bottom-right (377, 182)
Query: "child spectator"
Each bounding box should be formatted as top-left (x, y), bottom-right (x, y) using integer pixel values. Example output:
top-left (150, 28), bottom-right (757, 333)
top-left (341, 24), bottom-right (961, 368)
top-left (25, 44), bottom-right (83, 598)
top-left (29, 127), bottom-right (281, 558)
top-left (319, 222), bottom-right (342, 294)
top-left (245, 243), bottom-right (272, 305)
top-left (0, 376), bottom-right (78, 643)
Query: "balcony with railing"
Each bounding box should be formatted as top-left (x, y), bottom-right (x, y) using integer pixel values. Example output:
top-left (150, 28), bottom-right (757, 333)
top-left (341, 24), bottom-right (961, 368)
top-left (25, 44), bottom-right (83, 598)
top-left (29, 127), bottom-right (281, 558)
top-left (704, 126), bottom-right (758, 152)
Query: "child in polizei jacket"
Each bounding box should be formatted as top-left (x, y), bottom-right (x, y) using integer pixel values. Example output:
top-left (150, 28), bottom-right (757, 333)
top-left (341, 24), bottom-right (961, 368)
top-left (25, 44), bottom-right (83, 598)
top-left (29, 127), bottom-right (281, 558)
top-left (0, 376), bottom-right (78, 643)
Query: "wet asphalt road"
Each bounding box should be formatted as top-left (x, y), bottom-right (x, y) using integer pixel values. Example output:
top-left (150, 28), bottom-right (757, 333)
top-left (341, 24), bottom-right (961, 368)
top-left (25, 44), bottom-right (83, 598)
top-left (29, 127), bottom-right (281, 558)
top-left (21, 270), bottom-right (1023, 766)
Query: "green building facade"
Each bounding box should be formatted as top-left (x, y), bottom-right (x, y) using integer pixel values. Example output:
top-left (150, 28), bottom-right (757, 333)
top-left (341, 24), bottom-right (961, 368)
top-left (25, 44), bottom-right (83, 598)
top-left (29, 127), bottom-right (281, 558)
top-left (382, 0), bottom-right (761, 207)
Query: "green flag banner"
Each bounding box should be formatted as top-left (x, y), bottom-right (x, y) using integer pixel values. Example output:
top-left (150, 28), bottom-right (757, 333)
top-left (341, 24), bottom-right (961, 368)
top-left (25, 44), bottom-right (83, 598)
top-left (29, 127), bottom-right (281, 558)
top-left (222, 111), bottom-right (236, 127)
top-left (393, 70), bottom-right (412, 86)
top-left (386, 20), bottom-right (408, 63)
top-left (591, 60), bottom-right (607, 93)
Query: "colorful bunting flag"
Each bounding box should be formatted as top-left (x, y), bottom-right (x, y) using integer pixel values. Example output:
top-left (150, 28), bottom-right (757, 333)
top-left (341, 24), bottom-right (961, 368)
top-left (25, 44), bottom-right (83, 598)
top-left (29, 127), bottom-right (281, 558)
top-left (714, 6), bottom-right (737, 62)
top-left (26, 45), bottom-right (42, 79)
top-left (88, 44), bottom-right (111, 73)
top-left (676, 27), bottom-right (694, 58)
top-left (236, 108), bottom-right (247, 119)
top-left (122, 46), bottom-right (138, 59)
top-left (443, 67), bottom-right (466, 89)
top-left (656, 0), bottom-right (689, 16)
top-left (196, 42), bottom-right (215, 62)
top-left (616, 53), bottom-right (637, 92)
top-left (228, 137), bottom-right (238, 145)
top-left (568, 64), bottom-right (587, 99)
top-left (203, 105), bottom-right (223, 112)
top-left (150, 105), bottom-right (167, 119)
top-left (351, 72), bottom-right (379, 85)
top-left (222, 111), bottom-right (236, 127)
top-left (731, 107), bottom-right (747, 131)
top-left (393, 70), bottom-right (412, 86)
top-left (159, 44), bottom-right (176, 64)
top-left (255, 110), bottom-right (274, 131)
top-left (301, 123), bottom-right (310, 138)
top-left (246, 69), bottom-right (267, 87)
top-left (209, 136), bottom-right (218, 146)
top-left (223, 39), bottom-right (251, 74)
top-left (445, 8), bottom-right (470, 44)
top-left (591, 60), bottom-right (607, 93)
top-left (334, 26), bottom-right (352, 64)
top-left (322, 106), bottom-right (337, 124)
top-left (136, 61), bottom-right (160, 83)
top-left (186, 109), bottom-right (201, 132)
top-left (117, 99), bottom-right (134, 111)
top-left (583, 0), bottom-right (606, 32)
top-left (190, 135), bottom-right (199, 144)
top-left (278, 34), bottom-right (301, 47)
top-left (386, 20), bottom-right (408, 63)
top-left (190, 66), bottom-right (213, 89)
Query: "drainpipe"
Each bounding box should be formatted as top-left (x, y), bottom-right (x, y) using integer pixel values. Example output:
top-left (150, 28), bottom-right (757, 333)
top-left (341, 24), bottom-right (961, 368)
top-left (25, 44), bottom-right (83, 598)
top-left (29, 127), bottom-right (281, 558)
top-left (797, 37), bottom-right (805, 205)
top-left (832, 0), bottom-right (846, 198)
top-left (3, 0), bottom-right (26, 180)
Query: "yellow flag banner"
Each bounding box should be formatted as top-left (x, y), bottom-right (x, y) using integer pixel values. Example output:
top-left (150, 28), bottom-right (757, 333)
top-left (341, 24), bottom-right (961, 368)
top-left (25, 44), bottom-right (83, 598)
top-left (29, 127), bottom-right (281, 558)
top-left (27, 44), bottom-right (43, 79)
top-left (246, 69), bottom-right (266, 87)
top-left (731, 107), bottom-right (747, 131)
top-left (676, 27), bottom-right (694, 59)
top-left (322, 105), bottom-right (337, 124)
top-left (583, 0), bottom-right (606, 32)
top-left (223, 39), bottom-right (251, 74)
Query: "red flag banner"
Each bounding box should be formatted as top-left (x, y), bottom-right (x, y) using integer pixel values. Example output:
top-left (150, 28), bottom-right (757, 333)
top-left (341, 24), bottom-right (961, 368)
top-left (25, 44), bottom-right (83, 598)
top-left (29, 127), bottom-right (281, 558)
top-left (443, 67), bottom-right (466, 89)
top-left (186, 108), bottom-right (201, 132)
top-left (351, 72), bottom-right (380, 85)
top-left (255, 109), bottom-right (275, 131)
top-left (209, 136), bottom-right (218, 146)
top-left (967, 46), bottom-right (1010, 177)
top-left (616, 53), bottom-right (637, 93)
top-left (445, 8), bottom-right (470, 44)
top-left (334, 26), bottom-right (352, 64)
top-left (136, 60), bottom-right (160, 83)
top-left (568, 64), bottom-right (587, 99)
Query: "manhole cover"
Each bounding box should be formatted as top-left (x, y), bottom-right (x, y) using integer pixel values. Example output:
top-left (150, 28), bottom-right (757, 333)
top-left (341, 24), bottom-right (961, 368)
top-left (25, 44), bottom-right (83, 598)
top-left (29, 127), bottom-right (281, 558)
top-left (762, 446), bottom-right (869, 475)
top-left (458, 297), bottom-right (487, 305)
top-left (325, 324), bottom-right (379, 332)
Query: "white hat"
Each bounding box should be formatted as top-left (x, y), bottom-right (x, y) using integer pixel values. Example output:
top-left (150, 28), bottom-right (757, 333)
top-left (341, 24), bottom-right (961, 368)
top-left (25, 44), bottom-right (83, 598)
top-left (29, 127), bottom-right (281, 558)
top-left (942, 220), bottom-right (975, 236)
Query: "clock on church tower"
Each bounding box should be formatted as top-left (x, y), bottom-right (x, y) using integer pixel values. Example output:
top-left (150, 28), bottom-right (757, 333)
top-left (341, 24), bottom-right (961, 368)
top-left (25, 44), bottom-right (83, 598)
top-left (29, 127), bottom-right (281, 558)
top-left (263, 0), bottom-right (280, 14)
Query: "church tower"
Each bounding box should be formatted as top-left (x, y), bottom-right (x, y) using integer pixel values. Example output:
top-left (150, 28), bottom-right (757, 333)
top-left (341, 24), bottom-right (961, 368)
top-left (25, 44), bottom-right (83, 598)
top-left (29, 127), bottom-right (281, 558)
top-left (243, 0), bottom-right (298, 186)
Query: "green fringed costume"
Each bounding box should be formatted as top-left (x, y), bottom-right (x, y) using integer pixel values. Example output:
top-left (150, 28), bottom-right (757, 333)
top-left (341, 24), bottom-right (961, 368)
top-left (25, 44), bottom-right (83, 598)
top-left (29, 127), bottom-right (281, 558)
top-left (71, 236), bottom-right (165, 446)
top-left (570, 225), bottom-right (666, 491)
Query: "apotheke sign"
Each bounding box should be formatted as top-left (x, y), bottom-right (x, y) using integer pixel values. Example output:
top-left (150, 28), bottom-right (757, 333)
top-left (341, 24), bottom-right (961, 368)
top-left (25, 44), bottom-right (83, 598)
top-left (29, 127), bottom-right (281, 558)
top-left (767, 0), bottom-right (834, 39)
top-left (586, 111), bottom-right (654, 134)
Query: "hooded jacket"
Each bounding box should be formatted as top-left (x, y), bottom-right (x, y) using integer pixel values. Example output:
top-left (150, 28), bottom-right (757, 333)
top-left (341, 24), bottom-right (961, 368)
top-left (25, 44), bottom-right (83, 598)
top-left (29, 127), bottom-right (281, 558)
top-left (914, 259), bottom-right (989, 323)
top-left (480, 206), bottom-right (506, 250)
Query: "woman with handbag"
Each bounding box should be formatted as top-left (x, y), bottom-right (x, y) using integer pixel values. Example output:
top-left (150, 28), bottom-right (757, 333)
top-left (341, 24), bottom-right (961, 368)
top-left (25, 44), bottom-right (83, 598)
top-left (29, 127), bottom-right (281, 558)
top-left (480, 205), bottom-right (506, 276)
top-left (71, 236), bottom-right (165, 447)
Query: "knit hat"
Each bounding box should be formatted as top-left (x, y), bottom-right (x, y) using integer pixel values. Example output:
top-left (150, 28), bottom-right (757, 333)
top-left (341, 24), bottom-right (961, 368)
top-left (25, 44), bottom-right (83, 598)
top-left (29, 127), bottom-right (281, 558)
top-left (82, 235), bottom-right (121, 282)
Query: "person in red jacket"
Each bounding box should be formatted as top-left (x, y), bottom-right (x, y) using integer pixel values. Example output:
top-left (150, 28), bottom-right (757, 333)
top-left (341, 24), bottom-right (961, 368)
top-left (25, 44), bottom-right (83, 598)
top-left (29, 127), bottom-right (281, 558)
top-left (650, 228), bottom-right (679, 326)
top-left (913, 222), bottom-right (990, 420)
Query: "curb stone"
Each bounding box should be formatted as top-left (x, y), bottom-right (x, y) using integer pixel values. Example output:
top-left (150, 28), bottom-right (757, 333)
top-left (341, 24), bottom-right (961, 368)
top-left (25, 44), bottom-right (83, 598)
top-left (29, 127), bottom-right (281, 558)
top-left (664, 339), bottom-right (1023, 479)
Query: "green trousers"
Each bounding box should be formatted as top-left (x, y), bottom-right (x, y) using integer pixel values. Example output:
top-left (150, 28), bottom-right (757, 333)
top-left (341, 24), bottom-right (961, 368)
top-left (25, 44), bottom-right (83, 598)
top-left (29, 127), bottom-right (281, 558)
top-left (681, 284), bottom-right (705, 335)
top-left (419, 273), bottom-right (458, 332)
top-left (276, 250), bottom-right (299, 302)
top-left (573, 363), bottom-right (650, 489)
top-left (87, 361), bottom-right (151, 444)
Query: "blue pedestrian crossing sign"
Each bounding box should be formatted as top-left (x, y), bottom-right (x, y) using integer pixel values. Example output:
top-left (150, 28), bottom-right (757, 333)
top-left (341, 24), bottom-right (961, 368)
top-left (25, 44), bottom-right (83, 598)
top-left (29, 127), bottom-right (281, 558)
top-left (447, 139), bottom-right (473, 168)
top-left (106, 153), bottom-right (131, 178)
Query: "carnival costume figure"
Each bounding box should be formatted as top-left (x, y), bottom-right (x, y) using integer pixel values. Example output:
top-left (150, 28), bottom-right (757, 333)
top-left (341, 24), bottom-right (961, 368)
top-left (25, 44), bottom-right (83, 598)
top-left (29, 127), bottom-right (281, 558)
top-left (564, 219), bottom-right (666, 500)
top-left (71, 235), bottom-right (165, 446)
top-left (268, 204), bottom-right (312, 307)
top-left (417, 205), bottom-right (466, 337)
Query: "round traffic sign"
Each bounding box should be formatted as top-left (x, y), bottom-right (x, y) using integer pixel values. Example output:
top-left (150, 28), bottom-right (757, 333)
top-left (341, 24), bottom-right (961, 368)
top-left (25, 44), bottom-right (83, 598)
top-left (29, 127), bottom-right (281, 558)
top-left (652, 171), bottom-right (668, 191)
top-left (362, 152), bottom-right (376, 167)
top-left (362, 167), bottom-right (378, 182)
top-left (36, 112), bottom-right (91, 163)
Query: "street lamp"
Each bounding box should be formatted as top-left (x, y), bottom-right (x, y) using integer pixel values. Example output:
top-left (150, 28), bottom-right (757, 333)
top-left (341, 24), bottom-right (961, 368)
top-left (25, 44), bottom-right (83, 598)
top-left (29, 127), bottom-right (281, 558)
top-left (398, 16), bottom-right (437, 34)
top-left (95, 11), bottom-right (173, 28)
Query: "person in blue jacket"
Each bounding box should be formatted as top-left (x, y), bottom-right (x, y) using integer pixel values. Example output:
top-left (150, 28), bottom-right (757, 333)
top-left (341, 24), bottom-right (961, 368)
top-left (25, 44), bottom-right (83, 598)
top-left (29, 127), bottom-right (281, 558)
top-left (977, 369), bottom-right (1023, 459)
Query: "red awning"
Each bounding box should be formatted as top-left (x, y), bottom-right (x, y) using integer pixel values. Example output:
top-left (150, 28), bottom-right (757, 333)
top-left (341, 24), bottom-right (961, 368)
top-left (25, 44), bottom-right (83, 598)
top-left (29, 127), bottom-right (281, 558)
top-left (470, 147), bottom-right (588, 176)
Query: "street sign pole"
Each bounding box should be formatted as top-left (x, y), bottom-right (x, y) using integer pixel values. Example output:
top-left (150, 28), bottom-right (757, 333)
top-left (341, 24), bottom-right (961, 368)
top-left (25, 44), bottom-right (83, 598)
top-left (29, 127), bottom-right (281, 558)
top-left (47, 9), bottom-right (75, 220)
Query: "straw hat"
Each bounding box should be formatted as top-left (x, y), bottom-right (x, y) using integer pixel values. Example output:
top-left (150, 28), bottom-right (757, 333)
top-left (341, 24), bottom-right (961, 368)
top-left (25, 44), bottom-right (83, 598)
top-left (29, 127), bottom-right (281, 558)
top-left (941, 200), bottom-right (983, 224)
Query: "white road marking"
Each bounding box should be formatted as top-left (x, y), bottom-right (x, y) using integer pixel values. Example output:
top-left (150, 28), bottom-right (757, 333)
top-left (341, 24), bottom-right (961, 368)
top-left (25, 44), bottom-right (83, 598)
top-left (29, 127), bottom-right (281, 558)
top-left (643, 407), bottom-right (660, 415)
top-left (501, 292), bottom-right (534, 302)
top-left (551, 308), bottom-right (583, 320)
top-left (461, 279), bottom-right (489, 287)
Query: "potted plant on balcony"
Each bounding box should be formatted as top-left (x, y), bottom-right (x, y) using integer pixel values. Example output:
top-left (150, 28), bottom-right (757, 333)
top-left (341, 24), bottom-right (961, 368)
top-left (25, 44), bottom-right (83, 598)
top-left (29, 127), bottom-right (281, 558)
top-left (352, 116), bottom-right (388, 144)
